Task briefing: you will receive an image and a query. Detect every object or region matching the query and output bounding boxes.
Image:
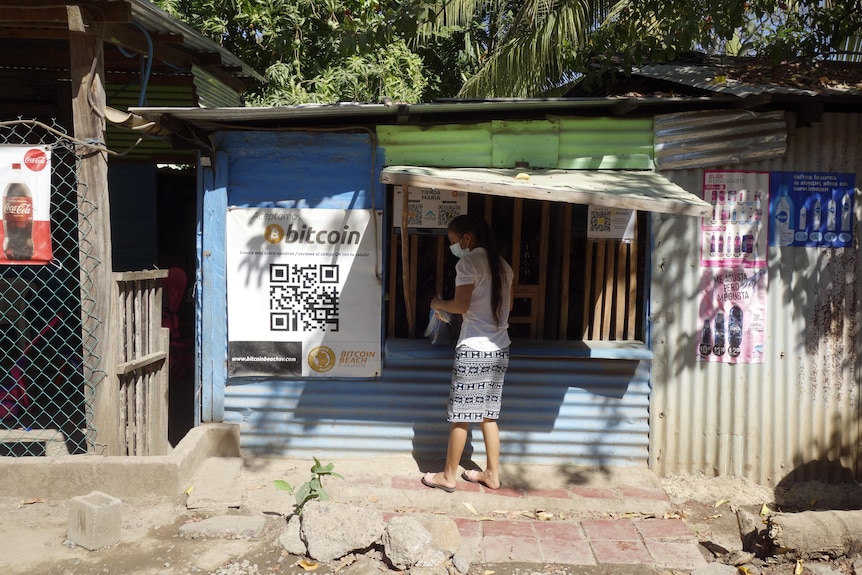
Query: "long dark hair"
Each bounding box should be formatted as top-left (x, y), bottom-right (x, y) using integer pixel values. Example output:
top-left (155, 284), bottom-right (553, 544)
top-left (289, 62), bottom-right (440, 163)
top-left (448, 214), bottom-right (505, 326)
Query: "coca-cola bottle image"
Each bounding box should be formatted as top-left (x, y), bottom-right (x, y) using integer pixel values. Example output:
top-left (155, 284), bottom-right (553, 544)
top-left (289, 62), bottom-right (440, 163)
top-left (3, 163), bottom-right (34, 260)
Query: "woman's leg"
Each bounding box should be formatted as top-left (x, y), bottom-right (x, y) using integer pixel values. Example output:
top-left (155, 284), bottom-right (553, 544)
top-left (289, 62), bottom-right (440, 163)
top-left (426, 423), bottom-right (468, 488)
top-left (442, 422), bottom-right (469, 484)
top-left (478, 418), bottom-right (501, 489)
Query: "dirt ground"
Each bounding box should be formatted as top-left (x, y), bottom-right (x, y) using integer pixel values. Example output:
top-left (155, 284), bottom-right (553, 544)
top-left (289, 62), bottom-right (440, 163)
top-left (2, 469), bottom-right (862, 575)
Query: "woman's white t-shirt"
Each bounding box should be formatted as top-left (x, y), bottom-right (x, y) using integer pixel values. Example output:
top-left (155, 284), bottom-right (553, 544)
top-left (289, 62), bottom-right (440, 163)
top-left (454, 247), bottom-right (514, 351)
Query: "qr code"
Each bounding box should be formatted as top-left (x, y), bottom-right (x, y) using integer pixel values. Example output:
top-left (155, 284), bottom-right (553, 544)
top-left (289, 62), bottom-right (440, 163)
top-left (438, 205), bottom-right (460, 227)
top-left (589, 209), bottom-right (612, 233)
top-left (269, 264), bottom-right (339, 332)
top-left (406, 205), bottom-right (422, 226)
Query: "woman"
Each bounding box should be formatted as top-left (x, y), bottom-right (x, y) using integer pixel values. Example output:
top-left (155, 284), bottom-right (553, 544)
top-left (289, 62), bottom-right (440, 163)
top-left (421, 214), bottom-right (514, 492)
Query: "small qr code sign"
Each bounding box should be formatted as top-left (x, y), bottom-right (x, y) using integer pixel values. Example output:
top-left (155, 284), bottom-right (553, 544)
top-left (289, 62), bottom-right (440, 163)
top-left (392, 186), bottom-right (468, 231)
top-left (226, 207), bottom-right (382, 378)
top-left (586, 205), bottom-right (635, 241)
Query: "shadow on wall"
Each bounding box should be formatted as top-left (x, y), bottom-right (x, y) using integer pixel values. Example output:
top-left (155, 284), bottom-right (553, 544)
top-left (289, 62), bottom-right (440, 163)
top-left (773, 411), bottom-right (862, 511)
top-left (774, 460), bottom-right (862, 512)
top-left (229, 344), bottom-right (648, 486)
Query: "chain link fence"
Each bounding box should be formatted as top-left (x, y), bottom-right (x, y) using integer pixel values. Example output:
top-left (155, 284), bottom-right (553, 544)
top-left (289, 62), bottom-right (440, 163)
top-left (0, 119), bottom-right (97, 457)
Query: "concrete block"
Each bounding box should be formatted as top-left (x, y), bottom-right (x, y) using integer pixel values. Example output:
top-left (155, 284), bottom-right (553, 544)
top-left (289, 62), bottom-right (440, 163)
top-left (67, 491), bottom-right (122, 550)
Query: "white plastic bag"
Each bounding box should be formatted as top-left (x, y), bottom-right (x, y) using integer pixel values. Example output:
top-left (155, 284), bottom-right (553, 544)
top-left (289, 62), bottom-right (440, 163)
top-left (423, 309), bottom-right (453, 346)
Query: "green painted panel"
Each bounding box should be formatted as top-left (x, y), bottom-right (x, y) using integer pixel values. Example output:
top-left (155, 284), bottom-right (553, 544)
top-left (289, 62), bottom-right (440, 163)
top-left (378, 117), bottom-right (655, 170)
top-left (491, 120), bottom-right (559, 168)
top-left (558, 118), bottom-right (654, 169)
top-left (378, 124), bottom-right (493, 166)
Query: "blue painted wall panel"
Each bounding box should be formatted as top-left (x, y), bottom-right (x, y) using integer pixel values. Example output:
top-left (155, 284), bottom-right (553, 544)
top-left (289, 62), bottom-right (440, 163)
top-left (214, 131), bottom-right (384, 209)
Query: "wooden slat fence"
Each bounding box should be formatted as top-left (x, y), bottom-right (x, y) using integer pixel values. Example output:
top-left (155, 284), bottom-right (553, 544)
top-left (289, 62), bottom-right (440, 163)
top-left (112, 270), bottom-right (170, 455)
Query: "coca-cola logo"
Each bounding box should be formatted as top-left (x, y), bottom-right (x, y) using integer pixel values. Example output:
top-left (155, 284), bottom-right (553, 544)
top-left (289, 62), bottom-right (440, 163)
top-left (23, 149), bottom-right (48, 172)
top-left (4, 201), bottom-right (32, 216)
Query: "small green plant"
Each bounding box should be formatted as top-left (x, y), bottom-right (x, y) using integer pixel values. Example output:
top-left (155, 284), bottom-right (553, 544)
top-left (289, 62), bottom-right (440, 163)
top-left (274, 457), bottom-right (343, 515)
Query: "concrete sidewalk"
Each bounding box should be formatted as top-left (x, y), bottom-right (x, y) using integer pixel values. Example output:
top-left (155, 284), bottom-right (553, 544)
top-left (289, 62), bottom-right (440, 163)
top-left (201, 453), bottom-right (714, 572)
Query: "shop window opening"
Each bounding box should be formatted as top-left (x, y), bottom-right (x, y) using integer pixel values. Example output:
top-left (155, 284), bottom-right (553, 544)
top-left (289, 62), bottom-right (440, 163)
top-left (385, 187), bottom-right (646, 342)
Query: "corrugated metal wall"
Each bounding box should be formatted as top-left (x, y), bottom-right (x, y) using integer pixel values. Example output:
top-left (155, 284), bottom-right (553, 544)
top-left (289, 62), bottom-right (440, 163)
top-left (650, 112), bottom-right (862, 486)
top-left (225, 345), bottom-right (651, 466)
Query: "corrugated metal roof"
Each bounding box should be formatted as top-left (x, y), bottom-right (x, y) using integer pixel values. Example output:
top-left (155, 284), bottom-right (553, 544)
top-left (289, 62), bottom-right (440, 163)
top-left (655, 109), bottom-right (788, 170)
top-left (635, 63), bottom-right (862, 97)
top-left (131, 97), bottom-right (730, 128)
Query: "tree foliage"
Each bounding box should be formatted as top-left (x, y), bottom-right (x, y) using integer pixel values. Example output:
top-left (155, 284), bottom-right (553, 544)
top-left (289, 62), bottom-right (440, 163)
top-left (587, 0), bottom-right (862, 71)
top-left (154, 0), bottom-right (437, 104)
top-left (154, 0), bottom-right (862, 103)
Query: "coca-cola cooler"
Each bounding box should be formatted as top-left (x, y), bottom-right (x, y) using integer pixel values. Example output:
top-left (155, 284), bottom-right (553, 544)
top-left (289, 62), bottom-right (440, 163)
top-left (0, 146), bottom-right (53, 265)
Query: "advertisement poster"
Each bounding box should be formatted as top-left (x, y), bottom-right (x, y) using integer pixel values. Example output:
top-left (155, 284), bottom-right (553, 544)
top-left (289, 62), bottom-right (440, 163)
top-left (701, 171), bottom-right (769, 268)
top-left (768, 171), bottom-right (856, 248)
top-left (392, 185), bottom-right (468, 233)
top-left (226, 208), bottom-right (382, 378)
top-left (587, 206), bottom-right (635, 241)
top-left (697, 268), bottom-right (767, 364)
top-left (0, 145), bottom-right (52, 265)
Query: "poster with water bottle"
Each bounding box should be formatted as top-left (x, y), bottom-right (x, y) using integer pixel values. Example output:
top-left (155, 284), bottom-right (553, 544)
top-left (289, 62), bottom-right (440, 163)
top-left (768, 171), bottom-right (855, 248)
top-left (701, 170), bottom-right (769, 269)
top-left (0, 146), bottom-right (53, 265)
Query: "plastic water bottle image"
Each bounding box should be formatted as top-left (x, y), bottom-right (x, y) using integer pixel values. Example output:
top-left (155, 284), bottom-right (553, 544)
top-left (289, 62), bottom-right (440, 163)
top-left (810, 195), bottom-right (822, 241)
top-left (771, 185), bottom-right (795, 246)
top-left (827, 196), bottom-right (837, 231)
top-left (709, 233), bottom-right (716, 256)
top-left (841, 190), bottom-right (852, 232)
top-left (795, 205), bottom-right (808, 242)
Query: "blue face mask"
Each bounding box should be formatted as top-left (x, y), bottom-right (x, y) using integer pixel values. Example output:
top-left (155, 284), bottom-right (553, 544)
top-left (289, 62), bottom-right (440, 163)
top-left (449, 236), bottom-right (471, 258)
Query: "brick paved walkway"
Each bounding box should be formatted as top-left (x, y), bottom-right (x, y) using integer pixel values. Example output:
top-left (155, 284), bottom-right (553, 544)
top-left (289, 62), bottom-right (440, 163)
top-left (387, 473), bottom-right (709, 570)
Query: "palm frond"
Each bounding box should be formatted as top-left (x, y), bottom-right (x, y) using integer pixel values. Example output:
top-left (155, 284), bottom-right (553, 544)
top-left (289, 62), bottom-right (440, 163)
top-left (458, 1), bottom-right (590, 97)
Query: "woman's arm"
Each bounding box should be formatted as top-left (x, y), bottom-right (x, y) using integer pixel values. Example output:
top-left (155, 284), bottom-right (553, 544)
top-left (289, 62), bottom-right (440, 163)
top-left (430, 284), bottom-right (474, 315)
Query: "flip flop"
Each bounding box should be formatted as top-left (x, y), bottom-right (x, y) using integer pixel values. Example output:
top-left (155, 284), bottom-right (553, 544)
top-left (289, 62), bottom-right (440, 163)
top-left (461, 469), bottom-right (501, 490)
top-left (421, 472), bottom-right (456, 493)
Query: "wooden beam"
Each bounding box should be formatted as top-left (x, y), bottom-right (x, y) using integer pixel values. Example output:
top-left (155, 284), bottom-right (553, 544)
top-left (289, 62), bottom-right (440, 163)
top-left (69, 16), bottom-right (118, 454)
top-left (0, 3), bottom-right (131, 24)
top-left (558, 204), bottom-right (572, 338)
top-left (115, 351), bottom-right (167, 375)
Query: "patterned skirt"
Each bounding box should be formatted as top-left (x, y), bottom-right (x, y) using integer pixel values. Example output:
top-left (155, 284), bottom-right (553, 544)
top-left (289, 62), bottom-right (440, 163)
top-left (447, 345), bottom-right (510, 423)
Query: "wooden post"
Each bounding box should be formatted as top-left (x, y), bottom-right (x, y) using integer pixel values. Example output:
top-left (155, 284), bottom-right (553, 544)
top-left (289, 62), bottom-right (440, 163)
top-left (68, 6), bottom-right (118, 454)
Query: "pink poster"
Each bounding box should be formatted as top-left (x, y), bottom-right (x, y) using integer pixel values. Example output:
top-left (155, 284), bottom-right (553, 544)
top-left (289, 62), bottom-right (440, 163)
top-left (701, 170), bottom-right (769, 268)
top-left (697, 267), bottom-right (767, 363)
top-left (0, 146), bottom-right (53, 265)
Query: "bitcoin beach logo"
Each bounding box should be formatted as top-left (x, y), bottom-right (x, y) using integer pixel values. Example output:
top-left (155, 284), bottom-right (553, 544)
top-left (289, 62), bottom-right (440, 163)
top-left (265, 224), bottom-right (285, 244)
top-left (308, 346), bottom-right (336, 373)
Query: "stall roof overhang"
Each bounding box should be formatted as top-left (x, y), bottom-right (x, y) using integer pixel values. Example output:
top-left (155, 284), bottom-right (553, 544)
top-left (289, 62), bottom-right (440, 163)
top-left (132, 96), bottom-right (741, 130)
top-left (381, 166), bottom-right (712, 218)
